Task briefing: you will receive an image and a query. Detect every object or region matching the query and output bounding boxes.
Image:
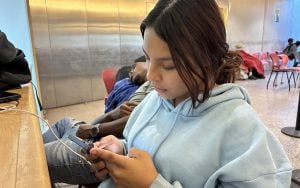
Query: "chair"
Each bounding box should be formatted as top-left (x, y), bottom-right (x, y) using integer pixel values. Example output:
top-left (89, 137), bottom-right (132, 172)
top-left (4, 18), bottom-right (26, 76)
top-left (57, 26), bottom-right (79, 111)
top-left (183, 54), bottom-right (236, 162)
top-left (259, 52), bottom-right (271, 71)
top-left (101, 67), bottom-right (118, 94)
top-left (288, 57), bottom-right (300, 87)
top-left (277, 54), bottom-right (291, 84)
top-left (278, 54), bottom-right (289, 65)
top-left (266, 53), bottom-right (296, 91)
top-left (101, 67), bottom-right (118, 107)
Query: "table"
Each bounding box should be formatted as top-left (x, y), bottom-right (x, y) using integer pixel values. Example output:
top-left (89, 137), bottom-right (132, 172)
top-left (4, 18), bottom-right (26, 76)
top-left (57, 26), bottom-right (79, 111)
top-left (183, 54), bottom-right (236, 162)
top-left (0, 85), bottom-right (51, 187)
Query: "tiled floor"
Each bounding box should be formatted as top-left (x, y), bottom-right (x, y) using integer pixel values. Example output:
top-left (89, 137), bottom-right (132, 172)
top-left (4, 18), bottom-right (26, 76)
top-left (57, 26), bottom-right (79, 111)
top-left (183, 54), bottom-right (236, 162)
top-left (44, 71), bottom-right (300, 187)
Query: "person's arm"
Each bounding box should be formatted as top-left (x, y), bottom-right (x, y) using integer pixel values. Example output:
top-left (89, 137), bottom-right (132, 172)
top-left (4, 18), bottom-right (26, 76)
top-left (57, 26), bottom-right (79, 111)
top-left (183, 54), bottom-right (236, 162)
top-left (91, 101), bottom-right (137, 125)
top-left (77, 101), bottom-right (137, 139)
top-left (90, 111), bottom-right (113, 125)
top-left (77, 116), bottom-right (129, 139)
top-left (97, 115), bottom-right (129, 138)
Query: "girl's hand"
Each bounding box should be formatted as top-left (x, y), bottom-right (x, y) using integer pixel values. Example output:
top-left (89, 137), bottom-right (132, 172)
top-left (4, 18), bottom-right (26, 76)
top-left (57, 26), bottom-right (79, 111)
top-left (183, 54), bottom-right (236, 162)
top-left (94, 135), bottom-right (124, 154)
top-left (89, 147), bottom-right (158, 188)
top-left (86, 135), bottom-right (124, 179)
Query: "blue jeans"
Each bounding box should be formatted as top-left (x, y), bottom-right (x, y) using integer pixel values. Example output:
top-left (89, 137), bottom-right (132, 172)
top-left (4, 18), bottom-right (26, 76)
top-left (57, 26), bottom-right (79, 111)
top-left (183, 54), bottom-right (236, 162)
top-left (43, 118), bottom-right (101, 185)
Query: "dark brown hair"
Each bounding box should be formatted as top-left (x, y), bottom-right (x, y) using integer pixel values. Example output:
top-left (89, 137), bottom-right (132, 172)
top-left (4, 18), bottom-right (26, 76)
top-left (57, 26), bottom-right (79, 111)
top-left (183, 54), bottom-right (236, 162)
top-left (140, 0), bottom-right (242, 108)
top-left (134, 55), bottom-right (146, 63)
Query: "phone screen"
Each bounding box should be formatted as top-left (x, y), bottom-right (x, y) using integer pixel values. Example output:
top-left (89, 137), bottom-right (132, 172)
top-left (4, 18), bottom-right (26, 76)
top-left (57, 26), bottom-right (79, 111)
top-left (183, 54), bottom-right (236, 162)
top-left (0, 91), bottom-right (21, 103)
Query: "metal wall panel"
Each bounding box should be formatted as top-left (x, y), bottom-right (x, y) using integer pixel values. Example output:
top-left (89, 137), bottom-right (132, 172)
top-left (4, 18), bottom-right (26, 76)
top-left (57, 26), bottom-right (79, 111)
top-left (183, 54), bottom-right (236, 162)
top-left (28, 0), bottom-right (295, 108)
top-left (29, 0), bottom-right (57, 108)
top-left (28, 0), bottom-right (48, 16)
top-left (119, 0), bottom-right (145, 65)
top-left (28, 0), bottom-right (153, 108)
top-left (86, 0), bottom-right (120, 100)
top-left (47, 0), bottom-right (93, 106)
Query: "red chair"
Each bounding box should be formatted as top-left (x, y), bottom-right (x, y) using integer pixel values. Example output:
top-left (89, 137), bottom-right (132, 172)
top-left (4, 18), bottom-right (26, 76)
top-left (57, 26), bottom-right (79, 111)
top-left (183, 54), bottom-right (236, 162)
top-left (266, 53), bottom-right (296, 91)
top-left (101, 68), bottom-right (118, 106)
top-left (101, 68), bottom-right (118, 94)
top-left (258, 52), bottom-right (271, 71)
top-left (278, 54), bottom-right (289, 66)
top-left (260, 52), bottom-right (269, 64)
top-left (277, 54), bottom-right (291, 83)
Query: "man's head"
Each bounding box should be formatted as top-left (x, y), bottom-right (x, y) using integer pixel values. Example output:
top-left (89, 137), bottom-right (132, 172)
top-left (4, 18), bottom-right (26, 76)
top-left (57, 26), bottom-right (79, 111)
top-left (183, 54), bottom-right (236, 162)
top-left (288, 38), bottom-right (294, 45)
top-left (295, 41), bottom-right (300, 47)
top-left (129, 55), bottom-right (147, 85)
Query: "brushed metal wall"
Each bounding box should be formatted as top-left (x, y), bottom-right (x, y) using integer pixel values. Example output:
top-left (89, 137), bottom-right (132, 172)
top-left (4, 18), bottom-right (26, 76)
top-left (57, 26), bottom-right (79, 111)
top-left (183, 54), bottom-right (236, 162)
top-left (28, 0), bottom-right (293, 108)
top-left (28, 0), bottom-right (156, 108)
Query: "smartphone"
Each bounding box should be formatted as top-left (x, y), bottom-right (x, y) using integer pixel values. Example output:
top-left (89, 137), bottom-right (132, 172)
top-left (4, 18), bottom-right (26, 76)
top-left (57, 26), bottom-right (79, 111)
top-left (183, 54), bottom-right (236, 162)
top-left (0, 91), bottom-right (21, 103)
top-left (68, 134), bottom-right (94, 154)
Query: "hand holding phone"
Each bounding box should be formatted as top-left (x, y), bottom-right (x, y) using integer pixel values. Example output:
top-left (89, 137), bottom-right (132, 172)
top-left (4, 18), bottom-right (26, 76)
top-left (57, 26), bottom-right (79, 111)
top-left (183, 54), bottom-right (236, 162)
top-left (68, 134), bottom-right (94, 154)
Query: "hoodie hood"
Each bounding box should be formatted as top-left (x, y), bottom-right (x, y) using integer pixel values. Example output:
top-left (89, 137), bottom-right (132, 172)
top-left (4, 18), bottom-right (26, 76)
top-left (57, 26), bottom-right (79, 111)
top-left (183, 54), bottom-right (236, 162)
top-left (160, 83), bottom-right (251, 116)
top-left (124, 83), bottom-right (251, 152)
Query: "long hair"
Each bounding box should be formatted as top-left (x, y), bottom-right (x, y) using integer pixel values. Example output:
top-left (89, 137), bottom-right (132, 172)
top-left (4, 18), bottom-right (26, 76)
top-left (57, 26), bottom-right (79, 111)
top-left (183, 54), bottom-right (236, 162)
top-left (140, 0), bottom-right (242, 108)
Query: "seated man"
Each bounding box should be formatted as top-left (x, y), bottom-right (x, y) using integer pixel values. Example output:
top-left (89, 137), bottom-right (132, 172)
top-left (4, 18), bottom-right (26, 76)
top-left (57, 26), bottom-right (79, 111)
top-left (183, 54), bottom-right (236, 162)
top-left (43, 81), bottom-right (153, 186)
top-left (105, 55), bottom-right (147, 113)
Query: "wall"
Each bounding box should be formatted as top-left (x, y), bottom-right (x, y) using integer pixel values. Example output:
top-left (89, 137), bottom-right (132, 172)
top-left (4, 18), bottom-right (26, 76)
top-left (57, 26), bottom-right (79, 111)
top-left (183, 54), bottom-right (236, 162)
top-left (291, 0), bottom-right (300, 40)
top-left (227, 0), bottom-right (265, 52)
top-left (27, 0), bottom-right (299, 108)
top-left (28, 0), bottom-right (157, 108)
top-left (227, 0), bottom-right (294, 53)
top-left (261, 0), bottom-right (293, 52)
top-left (0, 0), bottom-right (36, 80)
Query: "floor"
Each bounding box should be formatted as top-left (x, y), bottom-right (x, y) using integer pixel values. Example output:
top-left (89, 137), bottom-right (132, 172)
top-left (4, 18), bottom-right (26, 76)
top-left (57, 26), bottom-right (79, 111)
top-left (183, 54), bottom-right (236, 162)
top-left (44, 71), bottom-right (300, 188)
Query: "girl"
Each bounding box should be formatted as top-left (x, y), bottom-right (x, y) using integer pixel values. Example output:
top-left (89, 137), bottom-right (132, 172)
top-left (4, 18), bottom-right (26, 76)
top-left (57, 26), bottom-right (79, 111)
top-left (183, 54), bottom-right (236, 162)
top-left (87, 0), bottom-right (292, 187)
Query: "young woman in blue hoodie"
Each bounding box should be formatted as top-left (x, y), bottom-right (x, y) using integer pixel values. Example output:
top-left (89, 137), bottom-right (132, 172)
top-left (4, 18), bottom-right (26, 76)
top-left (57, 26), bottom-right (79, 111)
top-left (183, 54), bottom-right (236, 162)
top-left (86, 0), bottom-right (292, 187)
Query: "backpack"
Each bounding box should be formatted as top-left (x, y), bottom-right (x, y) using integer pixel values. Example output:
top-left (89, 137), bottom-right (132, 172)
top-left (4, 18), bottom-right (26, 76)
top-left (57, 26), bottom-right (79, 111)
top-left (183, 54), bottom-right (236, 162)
top-left (0, 31), bottom-right (31, 90)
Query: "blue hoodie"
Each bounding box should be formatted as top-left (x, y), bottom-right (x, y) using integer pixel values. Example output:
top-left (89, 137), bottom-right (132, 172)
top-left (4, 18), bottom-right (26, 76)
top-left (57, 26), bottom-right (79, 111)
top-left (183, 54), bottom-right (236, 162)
top-left (100, 83), bottom-right (292, 188)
